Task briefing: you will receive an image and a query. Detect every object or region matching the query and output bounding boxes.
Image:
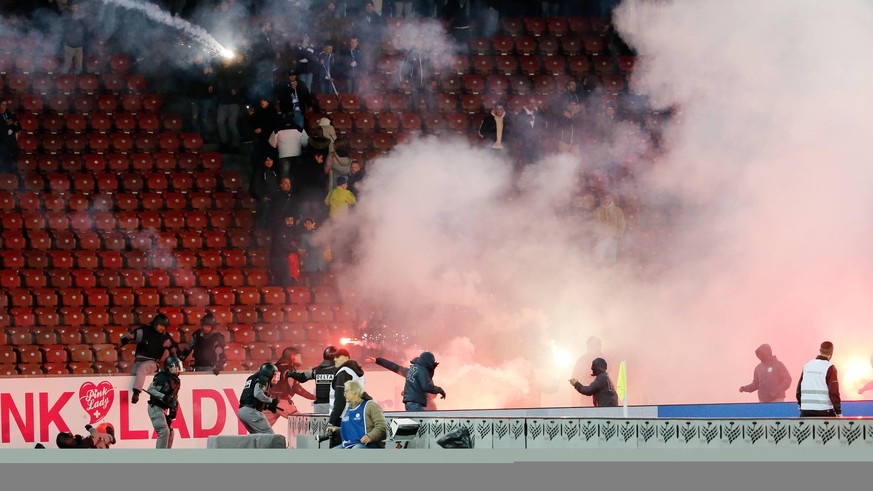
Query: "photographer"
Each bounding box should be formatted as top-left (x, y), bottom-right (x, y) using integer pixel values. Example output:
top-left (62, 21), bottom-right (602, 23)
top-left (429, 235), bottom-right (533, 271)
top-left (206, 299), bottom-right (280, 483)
top-left (326, 379), bottom-right (386, 449)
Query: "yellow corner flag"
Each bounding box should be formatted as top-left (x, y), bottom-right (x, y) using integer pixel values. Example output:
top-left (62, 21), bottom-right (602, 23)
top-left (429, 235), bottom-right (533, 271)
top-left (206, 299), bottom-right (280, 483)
top-left (616, 360), bottom-right (627, 403)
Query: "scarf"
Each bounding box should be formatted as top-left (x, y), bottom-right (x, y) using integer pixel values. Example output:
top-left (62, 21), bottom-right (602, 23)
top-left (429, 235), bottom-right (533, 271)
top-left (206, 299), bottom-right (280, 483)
top-left (492, 110), bottom-right (504, 149)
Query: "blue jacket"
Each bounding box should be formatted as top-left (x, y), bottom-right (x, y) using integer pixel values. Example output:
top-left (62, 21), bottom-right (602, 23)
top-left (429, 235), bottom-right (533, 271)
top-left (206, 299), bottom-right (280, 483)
top-left (402, 352), bottom-right (444, 407)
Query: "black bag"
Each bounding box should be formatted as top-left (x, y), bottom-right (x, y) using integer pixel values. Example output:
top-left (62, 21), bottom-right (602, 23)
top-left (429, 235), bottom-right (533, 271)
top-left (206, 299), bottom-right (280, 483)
top-left (436, 426), bottom-right (473, 449)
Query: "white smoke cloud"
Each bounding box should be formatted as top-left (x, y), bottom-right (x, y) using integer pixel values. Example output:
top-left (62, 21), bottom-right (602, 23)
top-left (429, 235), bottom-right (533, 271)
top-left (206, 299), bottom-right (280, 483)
top-left (333, 0), bottom-right (873, 408)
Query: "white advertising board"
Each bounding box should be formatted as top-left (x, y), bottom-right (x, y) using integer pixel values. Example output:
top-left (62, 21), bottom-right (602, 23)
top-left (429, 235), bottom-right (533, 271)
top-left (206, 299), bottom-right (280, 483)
top-left (0, 371), bottom-right (405, 448)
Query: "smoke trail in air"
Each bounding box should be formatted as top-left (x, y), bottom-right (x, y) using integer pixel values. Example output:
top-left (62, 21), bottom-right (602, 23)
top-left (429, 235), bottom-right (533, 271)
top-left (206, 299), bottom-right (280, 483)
top-left (96, 0), bottom-right (233, 58)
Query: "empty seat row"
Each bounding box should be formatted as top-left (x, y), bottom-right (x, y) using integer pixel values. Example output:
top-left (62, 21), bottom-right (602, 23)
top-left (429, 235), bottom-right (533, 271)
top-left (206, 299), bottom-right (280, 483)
top-left (0, 246), bottom-right (270, 271)
top-left (0, 226), bottom-right (262, 252)
top-left (8, 93), bottom-right (163, 115)
top-left (0, 283), bottom-right (339, 306)
top-left (2, 72), bottom-right (148, 96)
top-left (16, 111), bottom-right (183, 135)
top-left (0, 50), bottom-right (134, 75)
top-left (4, 170), bottom-right (242, 194)
top-left (15, 151), bottom-right (222, 174)
top-left (1, 207), bottom-right (251, 231)
top-left (17, 131), bottom-right (204, 155)
top-left (0, 190), bottom-right (250, 214)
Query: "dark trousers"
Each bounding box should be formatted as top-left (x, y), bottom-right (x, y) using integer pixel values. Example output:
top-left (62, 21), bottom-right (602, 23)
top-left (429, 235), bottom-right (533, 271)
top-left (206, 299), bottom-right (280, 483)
top-left (800, 409), bottom-right (837, 417)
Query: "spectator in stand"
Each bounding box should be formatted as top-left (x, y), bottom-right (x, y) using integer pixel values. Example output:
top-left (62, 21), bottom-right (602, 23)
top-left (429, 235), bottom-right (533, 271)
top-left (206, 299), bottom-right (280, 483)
top-left (347, 159), bottom-right (366, 199)
top-left (0, 100), bottom-right (20, 172)
top-left (250, 21), bottom-right (279, 99)
top-left (558, 79), bottom-right (583, 110)
top-left (300, 217), bottom-right (329, 287)
top-left (325, 176), bottom-right (357, 222)
top-left (275, 72), bottom-right (314, 129)
top-left (269, 114), bottom-right (309, 180)
top-left (251, 156), bottom-right (281, 230)
top-left (400, 39), bottom-right (432, 112)
top-left (318, 117), bottom-right (338, 153)
top-left (340, 36), bottom-right (365, 94)
top-left (295, 149), bottom-right (331, 223)
top-left (317, 42), bottom-right (338, 95)
top-left (394, 0), bottom-right (413, 18)
top-left (188, 57), bottom-right (216, 140)
top-left (316, 2), bottom-right (345, 46)
top-left (215, 55), bottom-right (246, 153)
top-left (541, 0), bottom-right (563, 16)
top-left (441, 0), bottom-right (470, 52)
top-left (61, 2), bottom-right (86, 74)
top-left (592, 194), bottom-right (626, 265)
top-left (516, 96), bottom-right (546, 166)
top-left (556, 100), bottom-right (583, 154)
top-left (356, 1), bottom-right (385, 42)
top-left (270, 176), bottom-right (298, 227)
top-left (270, 214), bottom-right (303, 287)
top-left (478, 102), bottom-right (510, 151)
top-left (247, 95), bottom-right (282, 168)
top-left (288, 34), bottom-right (317, 91)
top-left (326, 139), bottom-right (353, 192)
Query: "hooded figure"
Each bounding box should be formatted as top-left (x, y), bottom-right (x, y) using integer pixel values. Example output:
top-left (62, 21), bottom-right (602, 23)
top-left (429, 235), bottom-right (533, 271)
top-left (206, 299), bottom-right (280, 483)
top-left (570, 358), bottom-right (618, 407)
top-left (265, 347), bottom-right (316, 425)
top-left (402, 351), bottom-right (447, 412)
top-left (739, 344), bottom-right (793, 402)
top-left (367, 352), bottom-right (444, 410)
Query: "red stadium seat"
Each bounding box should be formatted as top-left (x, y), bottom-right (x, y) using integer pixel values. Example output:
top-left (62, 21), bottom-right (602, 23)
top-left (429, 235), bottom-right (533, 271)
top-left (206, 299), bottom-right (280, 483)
top-left (142, 94), bottom-right (163, 113)
top-left (135, 132), bottom-right (158, 152)
top-left (138, 113), bottom-right (160, 133)
top-left (315, 94), bottom-right (339, 113)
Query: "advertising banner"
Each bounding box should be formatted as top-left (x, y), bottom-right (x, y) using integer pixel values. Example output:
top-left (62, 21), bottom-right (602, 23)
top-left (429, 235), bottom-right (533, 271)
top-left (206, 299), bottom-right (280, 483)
top-left (0, 371), bottom-right (405, 448)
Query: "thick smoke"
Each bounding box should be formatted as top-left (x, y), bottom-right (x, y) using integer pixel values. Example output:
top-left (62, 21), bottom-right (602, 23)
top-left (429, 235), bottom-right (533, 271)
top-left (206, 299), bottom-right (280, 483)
top-left (332, 0), bottom-right (873, 408)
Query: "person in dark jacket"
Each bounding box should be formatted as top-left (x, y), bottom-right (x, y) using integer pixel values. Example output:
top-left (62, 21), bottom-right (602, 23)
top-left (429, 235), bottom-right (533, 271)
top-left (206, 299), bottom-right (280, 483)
top-left (478, 103), bottom-right (510, 150)
top-left (0, 100), bottom-right (20, 172)
top-left (61, 2), bottom-right (86, 74)
top-left (215, 56), bottom-right (246, 153)
top-left (739, 344), bottom-right (793, 402)
top-left (179, 314), bottom-right (226, 375)
top-left (327, 348), bottom-right (365, 447)
top-left (797, 341), bottom-right (841, 417)
top-left (275, 72), bottom-right (314, 128)
top-left (287, 345), bottom-right (340, 414)
top-left (265, 347), bottom-right (316, 426)
top-left (251, 156), bottom-right (280, 229)
top-left (238, 363), bottom-right (281, 434)
top-left (270, 176), bottom-right (298, 227)
top-left (247, 96), bottom-right (282, 168)
top-left (269, 214), bottom-right (302, 287)
top-left (569, 357), bottom-right (618, 407)
top-left (145, 355), bottom-right (182, 448)
top-left (188, 59), bottom-right (216, 139)
top-left (367, 351), bottom-right (446, 411)
top-left (119, 313), bottom-right (178, 404)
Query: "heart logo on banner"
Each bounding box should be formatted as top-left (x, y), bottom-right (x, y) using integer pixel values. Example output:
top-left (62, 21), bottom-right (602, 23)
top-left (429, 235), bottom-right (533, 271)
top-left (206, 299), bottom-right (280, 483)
top-left (78, 381), bottom-right (115, 424)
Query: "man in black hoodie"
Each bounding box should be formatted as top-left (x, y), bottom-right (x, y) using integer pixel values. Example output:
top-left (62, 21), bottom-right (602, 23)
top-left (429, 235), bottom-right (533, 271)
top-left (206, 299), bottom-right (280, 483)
top-left (269, 214), bottom-right (302, 287)
top-left (569, 357), bottom-right (618, 407)
top-left (367, 351), bottom-right (446, 411)
top-left (250, 156), bottom-right (280, 230)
